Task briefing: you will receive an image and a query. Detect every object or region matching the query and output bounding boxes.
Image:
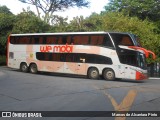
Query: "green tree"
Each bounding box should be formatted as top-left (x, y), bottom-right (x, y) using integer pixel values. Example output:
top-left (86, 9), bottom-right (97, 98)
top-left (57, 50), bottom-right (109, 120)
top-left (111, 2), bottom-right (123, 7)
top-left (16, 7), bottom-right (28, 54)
top-left (74, 12), bottom-right (160, 62)
top-left (0, 5), bottom-right (15, 55)
top-left (0, 5), bottom-right (12, 14)
top-left (67, 16), bottom-right (86, 32)
top-left (50, 15), bottom-right (69, 32)
top-left (12, 10), bottom-right (51, 33)
top-left (101, 12), bottom-right (160, 62)
top-left (19, 0), bottom-right (89, 24)
top-left (104, 0), bottom-right (160, 22)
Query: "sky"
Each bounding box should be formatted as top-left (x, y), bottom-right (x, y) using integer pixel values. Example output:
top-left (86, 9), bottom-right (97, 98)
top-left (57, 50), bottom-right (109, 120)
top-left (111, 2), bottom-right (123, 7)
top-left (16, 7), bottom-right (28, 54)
top-left (0, 0), bottom-right (108, 20)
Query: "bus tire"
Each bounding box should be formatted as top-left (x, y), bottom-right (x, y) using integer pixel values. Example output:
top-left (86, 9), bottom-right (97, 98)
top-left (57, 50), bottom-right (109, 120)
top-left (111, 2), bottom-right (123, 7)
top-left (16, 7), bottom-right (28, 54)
top-left (20, 63), bottom-right (28, 72)
top-left (103, 68), bottom-right (115, 81)
top-left (29, 63), bottom-right (38, 74)
top-left (88, 67), bottom-right (99, 79)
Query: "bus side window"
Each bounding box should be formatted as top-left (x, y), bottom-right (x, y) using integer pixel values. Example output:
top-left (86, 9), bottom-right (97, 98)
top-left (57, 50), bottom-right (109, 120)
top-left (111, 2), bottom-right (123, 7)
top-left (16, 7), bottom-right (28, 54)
top-left (58, 37), bottom-right (63, 44)
top-left (23, 37), bottom-right (30, 44)
top-left (46, 36), bottom-right (57, 44)
top-left (77, 54), bottom-right (86, 63)
top-left (52, 53), bottom-right (60, 61)
top-left (81, 36), bottom-right (89, 45)
top-left (60, 53), bottom-right (65, 62)
top-left (39, 37), bottom-right (44, 44)
top-left (120, 36), bottom-right (133, 46)
top-left (66, 54), bottom-right (74, 62)
top-left (44, 53), bottom-right (50, 61)
top-left (30, 37), bottom-right (35, 44)
top-left (103, 34), bottom-right (114, 47)
top-left (90, 36), bottom-right (98, 45)
top-left (97, 36), bottom-right (104, 45)
top-left (67, 36), bottom-right (72, 44)
top-left (86, 54), bottom-right (96, 63)
top-left (73, 36), bottom-right (80, 45)
top-left (46, 36), bottom-right (58, 44)
top-left (19, 37), bottom-right (26, 44)
top-left (61, 36), bottom-right (67, 44)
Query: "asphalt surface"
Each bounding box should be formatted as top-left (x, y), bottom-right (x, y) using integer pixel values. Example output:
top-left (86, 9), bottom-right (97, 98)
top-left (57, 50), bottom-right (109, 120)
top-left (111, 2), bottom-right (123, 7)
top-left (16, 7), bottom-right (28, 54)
top-left (0, 66), bottom-right (160, 120)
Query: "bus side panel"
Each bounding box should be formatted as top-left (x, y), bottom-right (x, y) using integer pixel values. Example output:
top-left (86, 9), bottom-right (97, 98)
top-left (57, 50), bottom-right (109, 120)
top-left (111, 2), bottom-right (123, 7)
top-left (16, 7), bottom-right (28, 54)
top-left (8, 44), bottom-right (28, 69)
top-left (6, 35), bottom-right (10, 67)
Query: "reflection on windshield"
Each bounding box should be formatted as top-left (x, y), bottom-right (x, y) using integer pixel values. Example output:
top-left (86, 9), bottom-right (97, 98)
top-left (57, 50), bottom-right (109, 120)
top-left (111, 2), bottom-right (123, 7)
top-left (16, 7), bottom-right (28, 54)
top-left (130, 34), bottom-right (141, 47)
top-left (137, 53), bottom-right (147, 69)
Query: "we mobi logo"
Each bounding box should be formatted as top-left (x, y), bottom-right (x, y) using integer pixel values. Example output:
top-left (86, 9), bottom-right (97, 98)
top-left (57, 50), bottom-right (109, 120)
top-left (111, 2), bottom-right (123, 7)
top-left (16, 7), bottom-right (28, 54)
top-left (40, 43), bottom-right (73, 53)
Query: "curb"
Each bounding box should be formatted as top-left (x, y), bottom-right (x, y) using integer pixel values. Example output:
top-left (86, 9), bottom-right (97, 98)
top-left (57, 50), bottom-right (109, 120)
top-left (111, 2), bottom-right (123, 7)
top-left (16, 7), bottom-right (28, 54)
top-left (149, 77), bottom-right (160, 80)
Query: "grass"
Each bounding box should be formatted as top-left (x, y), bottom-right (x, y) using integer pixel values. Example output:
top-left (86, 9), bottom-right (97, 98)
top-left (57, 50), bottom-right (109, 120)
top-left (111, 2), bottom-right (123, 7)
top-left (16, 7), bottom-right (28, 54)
top-left (0, 56), bottom-right (6, 66)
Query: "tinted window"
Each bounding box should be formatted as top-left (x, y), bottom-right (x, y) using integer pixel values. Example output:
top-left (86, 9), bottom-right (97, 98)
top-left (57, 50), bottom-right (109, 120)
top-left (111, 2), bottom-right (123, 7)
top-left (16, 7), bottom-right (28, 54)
top-left (86, 54), bottom-right (112, 64)
top-left (46, 36), bottom-right (57, 44)
top-left (118, 49), bottom-right (137, 66)
top-left (110, 33), bottom-right (134, 46)
top-left (103, 34), bottom-right (114, 47)
top-left (36, 53), bottom-right (112, 64)
top-left (90, 35), bottom-right (104, 45)
top-left (10, 36), bottom-right (44, 44)
top-left (72, 35), bottom-right (89, 45)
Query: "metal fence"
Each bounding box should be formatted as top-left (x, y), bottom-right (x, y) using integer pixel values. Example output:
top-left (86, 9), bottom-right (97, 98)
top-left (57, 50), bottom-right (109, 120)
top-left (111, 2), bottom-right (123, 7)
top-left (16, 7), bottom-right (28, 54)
top-left (148, 63), bottom-right (160, 77)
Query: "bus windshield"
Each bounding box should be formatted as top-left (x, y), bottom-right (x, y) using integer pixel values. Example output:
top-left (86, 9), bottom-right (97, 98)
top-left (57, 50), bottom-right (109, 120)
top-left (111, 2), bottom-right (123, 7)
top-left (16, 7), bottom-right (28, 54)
top-left (137, 53), bottom-right (147, 70)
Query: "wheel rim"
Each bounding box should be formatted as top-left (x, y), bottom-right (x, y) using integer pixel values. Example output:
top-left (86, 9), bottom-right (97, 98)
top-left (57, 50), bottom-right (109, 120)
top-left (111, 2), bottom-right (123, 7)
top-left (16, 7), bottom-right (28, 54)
top-left (22, 65), bottom-right (27, 71)
top-left (106, 71), bottom-right (114, 80)
top-left (31, 65), bottom-right (37, 73)
top-left (91, 70), bottom-right (98, 78)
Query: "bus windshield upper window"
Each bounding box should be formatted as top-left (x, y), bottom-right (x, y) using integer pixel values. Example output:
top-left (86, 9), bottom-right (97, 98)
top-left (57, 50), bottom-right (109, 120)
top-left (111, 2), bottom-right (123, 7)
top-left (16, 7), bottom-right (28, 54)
top-left (110, 33), bottom-right (134, 46)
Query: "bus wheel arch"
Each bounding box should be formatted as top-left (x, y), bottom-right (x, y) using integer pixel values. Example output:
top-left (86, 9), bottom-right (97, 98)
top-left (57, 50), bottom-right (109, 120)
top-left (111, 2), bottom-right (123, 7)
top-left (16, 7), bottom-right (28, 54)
top-left (87, 67), bottom-right (99, 79)
top-left (20, 62), bottom-right (28, 72)
top-left (102, 68), bottom-right (115, 80)
top-left (29, 63), bottom-right (38, 74)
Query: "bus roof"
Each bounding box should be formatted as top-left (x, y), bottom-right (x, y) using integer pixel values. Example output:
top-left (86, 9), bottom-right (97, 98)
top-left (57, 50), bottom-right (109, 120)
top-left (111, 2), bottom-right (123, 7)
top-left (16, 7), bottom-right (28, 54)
top-left (10, 31), bottom-right (130, 36)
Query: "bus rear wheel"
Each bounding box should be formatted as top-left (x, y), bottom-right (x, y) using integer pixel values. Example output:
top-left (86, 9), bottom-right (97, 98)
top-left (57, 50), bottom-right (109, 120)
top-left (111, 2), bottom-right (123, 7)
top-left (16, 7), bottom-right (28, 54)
top-left (29, 64), bottom-right (38, 74)
top-left (88, 68), bottom-right (99, 79)
top-left (103, 69), bottom-right (115, 81)
top-left (20, 63), bottom-right (28, 72)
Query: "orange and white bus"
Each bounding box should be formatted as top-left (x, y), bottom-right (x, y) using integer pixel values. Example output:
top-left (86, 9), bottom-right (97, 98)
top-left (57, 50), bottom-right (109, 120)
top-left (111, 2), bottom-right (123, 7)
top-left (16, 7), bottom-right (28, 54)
top-left (7, 32), bottom-right (155, 80)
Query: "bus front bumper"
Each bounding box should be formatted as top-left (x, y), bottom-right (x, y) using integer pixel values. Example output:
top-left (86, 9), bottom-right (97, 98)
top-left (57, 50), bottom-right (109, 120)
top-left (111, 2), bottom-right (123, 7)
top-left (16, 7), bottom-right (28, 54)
top-left (136, 71), bottom-right (148, 80)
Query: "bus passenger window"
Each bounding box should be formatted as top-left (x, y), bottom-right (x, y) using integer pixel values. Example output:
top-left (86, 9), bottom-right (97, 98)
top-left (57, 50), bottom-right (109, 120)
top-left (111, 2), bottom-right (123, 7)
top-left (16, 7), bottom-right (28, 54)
top-left (90, 35), bottom-right (104, 45)
top-left (67, 36), bottom-right (72, 44)
top-left (46, 37), bottom-right (52, 44)
top-left (39, 37), bottom-right (43, 44)
top-left (97, 36), bottom-right (104, 45)
top-left (103, 35), bottom-right (114, 47)
top-left (44, 53), bottom-right (50, 61)
top-left (66, 54), bottom-right (74, 62)
top-left (120, 36), bottom-right (133, 46)
top-left (81, 36), bottom-right (89, 45)
top-left (22, 37), bottom-right (30, 44)
top-left (30, 37), bottom-right (35, 44)
top-left (61, 36), bottom-right (67, 44)
top-left (72, 36), bottom-right (89, 45)
top-left (73, 36), bottom-right (80, 44)
top-left (58, 37), bottom-right (63, 44)
top-left (90, 36), bottom-right (98, 45)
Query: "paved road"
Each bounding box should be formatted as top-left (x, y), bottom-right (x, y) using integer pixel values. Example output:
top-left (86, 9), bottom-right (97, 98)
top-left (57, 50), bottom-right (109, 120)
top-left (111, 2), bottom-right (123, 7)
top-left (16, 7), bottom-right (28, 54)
top-left (0, 66), bottom-right (160, 120)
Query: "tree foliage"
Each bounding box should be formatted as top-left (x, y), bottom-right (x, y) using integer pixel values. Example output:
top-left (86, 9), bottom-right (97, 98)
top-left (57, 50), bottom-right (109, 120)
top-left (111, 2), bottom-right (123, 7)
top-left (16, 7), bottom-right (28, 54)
top-left (77, 12), bottom-right (159, 62)
top-left (12, 10), bottom-right (51, 33)
top-left (0, 5), bottom-right (12, 14)
top-left (19, 0), bottom-right (89, 24)
top-left (0, 5), bottom-right (15, 55)
top-left (104, 0), bottom-right (160, 22)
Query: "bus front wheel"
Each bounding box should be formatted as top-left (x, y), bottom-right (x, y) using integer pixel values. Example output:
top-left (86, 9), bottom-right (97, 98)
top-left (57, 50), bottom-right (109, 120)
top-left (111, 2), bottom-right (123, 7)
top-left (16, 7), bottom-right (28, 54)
top-left (88, 68), bottom-right (99, 79)
top-left (103, 69), bottom-right (115, 81)
top-left (20, 63), bottom-right (28, 72)
top-left (29, 63), bottom-right (38, 74)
